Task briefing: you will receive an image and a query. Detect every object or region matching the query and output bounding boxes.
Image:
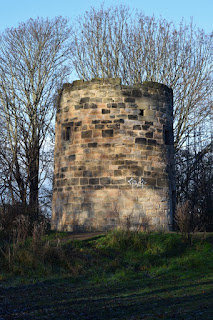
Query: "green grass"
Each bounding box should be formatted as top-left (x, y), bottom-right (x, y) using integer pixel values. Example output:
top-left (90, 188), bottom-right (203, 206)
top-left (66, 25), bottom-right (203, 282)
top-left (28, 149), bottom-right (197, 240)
top-left (0, 231), bottom-right (212, 319)
top-left (0, 230), bottom-right (213, 283)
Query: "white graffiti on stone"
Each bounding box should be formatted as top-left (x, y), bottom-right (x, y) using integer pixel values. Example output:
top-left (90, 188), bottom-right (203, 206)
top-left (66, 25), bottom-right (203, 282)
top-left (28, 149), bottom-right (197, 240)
top-left (128, 178), bottom-right (146, 188)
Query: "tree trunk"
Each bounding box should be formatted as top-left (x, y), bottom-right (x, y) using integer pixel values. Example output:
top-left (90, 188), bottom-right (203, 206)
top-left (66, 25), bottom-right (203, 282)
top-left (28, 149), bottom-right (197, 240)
top-left (29, 133), bottom-right (39, 218)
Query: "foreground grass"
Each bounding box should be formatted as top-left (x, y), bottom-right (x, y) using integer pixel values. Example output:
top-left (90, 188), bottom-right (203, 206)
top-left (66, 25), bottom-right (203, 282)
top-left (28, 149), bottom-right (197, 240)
top-left (0, 231), bottom-right (212, 319)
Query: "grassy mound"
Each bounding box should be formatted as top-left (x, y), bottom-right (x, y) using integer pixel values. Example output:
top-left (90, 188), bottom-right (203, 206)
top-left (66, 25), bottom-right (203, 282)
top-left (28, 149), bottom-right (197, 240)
top-left (0, 230), bottom-right (212, 285)
top-left (0, 231), bottom-right (213, 319)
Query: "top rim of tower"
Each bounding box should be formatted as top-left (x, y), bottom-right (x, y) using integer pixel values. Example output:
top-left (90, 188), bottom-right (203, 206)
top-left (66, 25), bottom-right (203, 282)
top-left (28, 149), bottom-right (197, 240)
top-left (62, 78), bottom-right (173, 93)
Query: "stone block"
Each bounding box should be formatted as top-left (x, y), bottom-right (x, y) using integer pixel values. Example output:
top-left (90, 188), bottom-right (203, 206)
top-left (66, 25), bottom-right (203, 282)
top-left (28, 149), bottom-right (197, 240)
top-left (84, 103), bottom-right (97, 109)
top-left (144, 177), bottom-right (157, 186)
top-left (95, 124), bottom-right (104, 129)
top-left (80, 178), bottom-right (88, 185)
top-left (101, 120), bottom-right (112, 124)
top-left (144, 110), bottom-right (155, 117)
top-left (145, 132), bottom-right (153, 138)
top-left (133, 125), bottom-right (141, 130)
top-left (80, 97), bottom-right (90, 104)
top-left (114, 119), bottom-right (125, 124)
top-left (114, 170), bottom-right (122, 176)
top-left (68, 154), bottom-right (76, 161)
top-left (112, 179), bottom-right (126, 184)
top-left (81, 130), bottom-right (92, 138)
top-left (74, 171), bottom-right (83, 177)
top-left (135, 138), bottom-right (147, 145)
top-left (100, 177), bottom-right (111, 185)
top-left (148, 139), bottom-right (157, 146)
top-left (68, 178), bottom-right (79, 185)
top-left (88, 142), bottom-right (98, 148)
top-left (128, 115), bottom-right (138, 120)
top-left (118, 103), bottom-right (125, 108)
top-left (132, 89), bottom-right (142, 97)
top-left (83, 170), bottom-right (93, 177)
top-left (89, 178), bottom-right (100, 185)
top-left (102, 129), bottom-right (114, 137)
top-left (125, 97), bottom-right (135, 103)
top-left (157, 179), bottom-right (168, 187)
top-left (102, 109), bottom-right (110, 114)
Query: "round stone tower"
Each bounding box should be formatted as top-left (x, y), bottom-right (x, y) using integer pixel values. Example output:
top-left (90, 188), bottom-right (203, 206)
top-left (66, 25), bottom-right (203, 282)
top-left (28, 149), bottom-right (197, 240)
top-left (52, 78), bottom-right (175, 231)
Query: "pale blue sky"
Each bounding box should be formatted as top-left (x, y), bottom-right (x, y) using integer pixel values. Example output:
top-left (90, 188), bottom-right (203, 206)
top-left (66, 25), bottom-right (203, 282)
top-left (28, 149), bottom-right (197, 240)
top-left (0, 0), bottom-right (212, 33)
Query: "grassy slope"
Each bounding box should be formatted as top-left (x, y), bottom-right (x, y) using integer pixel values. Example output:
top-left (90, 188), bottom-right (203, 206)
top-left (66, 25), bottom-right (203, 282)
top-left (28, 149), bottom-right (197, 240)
top-left (0, 231), bottom-right (212, 319)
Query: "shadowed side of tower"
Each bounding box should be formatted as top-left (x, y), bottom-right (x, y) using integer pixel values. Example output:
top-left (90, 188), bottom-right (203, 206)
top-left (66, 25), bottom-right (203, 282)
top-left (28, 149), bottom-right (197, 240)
top-left (51, 78), bottom-right (175, 232)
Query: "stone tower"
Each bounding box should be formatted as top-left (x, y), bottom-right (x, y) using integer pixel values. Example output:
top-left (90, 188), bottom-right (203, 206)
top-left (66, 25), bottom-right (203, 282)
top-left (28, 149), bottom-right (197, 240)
top-left (52, 78), bottom-right (175, 231)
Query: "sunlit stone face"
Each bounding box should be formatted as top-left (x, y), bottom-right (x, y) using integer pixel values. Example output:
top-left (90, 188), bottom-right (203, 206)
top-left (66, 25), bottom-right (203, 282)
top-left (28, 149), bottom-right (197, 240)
top-left (52, 79), bottom-right (175, 232)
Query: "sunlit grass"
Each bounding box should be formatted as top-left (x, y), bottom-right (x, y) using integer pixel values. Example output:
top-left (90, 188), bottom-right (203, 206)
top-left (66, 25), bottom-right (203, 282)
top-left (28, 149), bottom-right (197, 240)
top-left (0, 230), bottom-right (212, 286)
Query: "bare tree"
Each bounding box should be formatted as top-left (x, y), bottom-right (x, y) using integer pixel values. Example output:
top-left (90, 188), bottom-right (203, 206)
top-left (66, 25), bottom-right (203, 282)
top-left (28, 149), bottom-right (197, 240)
top-left (175, 123), bottom-right (213, 230)
top-left (72, 6), bottom-right (213, 150)
top-left (72, 5), bottom-right (131, 81)
top-left (0, 17), bottom-right (72, 213)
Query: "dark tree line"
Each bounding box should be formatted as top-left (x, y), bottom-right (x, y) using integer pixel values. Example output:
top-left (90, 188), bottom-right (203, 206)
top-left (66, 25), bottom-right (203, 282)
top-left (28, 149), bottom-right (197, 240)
top-left (176, 134), bottom-right (212, 230)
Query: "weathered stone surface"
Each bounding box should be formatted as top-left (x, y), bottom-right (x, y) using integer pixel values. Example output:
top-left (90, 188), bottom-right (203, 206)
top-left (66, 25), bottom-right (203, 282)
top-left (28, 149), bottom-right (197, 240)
top-left (135, 138), bottom-right (147, 145)
top-left (88, 142), bottom-right (98, 148)
top-left (52, 78), bottom-right (175, 232)
top-left (100, 177), bottom-right (111, 185)
top-left (68, 155), bottom-right (75, 161)
top-left (128, 115), bottom-right (138, 120)
top-left (80, 178), bottom-right (88, 185)
top-left (81, 130), bottom-right (92, 139)
top-left (102, 130), bottom-right (114, 137)
top-left (80, 97), bottom-right (90, 104)
top-left (102, 109), bottom-right (110, 114)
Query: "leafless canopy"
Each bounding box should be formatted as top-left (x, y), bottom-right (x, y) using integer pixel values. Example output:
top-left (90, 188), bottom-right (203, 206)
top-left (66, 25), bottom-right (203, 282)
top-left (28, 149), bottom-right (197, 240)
top-left (72, 5), bottom-right (213, 150)
top-left (0, 17), bottom-right (72, 209)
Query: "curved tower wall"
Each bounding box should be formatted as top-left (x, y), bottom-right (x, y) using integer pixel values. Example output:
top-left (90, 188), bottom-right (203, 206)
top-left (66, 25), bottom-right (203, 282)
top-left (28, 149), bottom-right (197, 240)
top-left (52, 79), bottom-right (175, 231)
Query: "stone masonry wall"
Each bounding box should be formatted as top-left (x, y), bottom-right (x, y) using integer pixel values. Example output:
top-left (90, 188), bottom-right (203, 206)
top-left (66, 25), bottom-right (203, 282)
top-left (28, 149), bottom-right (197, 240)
top-left (52, 78), bottom-right (175, 231)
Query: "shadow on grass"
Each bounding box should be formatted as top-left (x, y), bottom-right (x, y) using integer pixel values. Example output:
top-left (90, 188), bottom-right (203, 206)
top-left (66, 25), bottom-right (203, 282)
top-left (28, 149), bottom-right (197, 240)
top-left (0, 276), bottom-right (212, 319)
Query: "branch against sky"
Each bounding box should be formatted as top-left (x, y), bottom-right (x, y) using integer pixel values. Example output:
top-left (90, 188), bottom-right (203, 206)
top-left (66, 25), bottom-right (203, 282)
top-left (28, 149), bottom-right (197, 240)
top-left (72, 6), bottom-right (213, 150)
top-left (0, 16), bottom-right (72, 208)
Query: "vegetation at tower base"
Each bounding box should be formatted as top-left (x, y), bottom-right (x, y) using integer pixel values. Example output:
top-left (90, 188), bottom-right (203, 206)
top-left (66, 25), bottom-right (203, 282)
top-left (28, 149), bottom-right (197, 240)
top-left (52, 78), bottom-right (175, 232)
top-left (0, 230), bottom-right (213, 319)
